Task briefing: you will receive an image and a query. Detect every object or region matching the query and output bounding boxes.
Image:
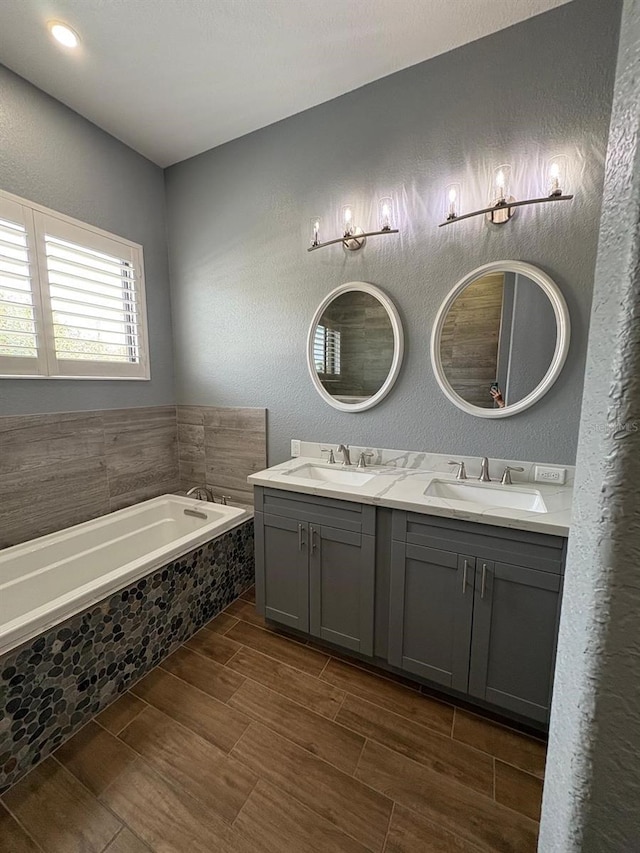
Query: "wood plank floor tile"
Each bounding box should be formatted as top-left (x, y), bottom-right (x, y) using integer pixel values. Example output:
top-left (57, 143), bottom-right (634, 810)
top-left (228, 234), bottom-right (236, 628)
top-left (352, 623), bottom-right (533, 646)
top-left (96, 693), bottom-right (147, 735)
top-left (100, 759), bottom-right (241, 853)
top-left (161, 644), bottom-right (245, 702)
top-left (225, 621), bottom-right (329, 677)
top-left (228, 680), bottom-right (364, 774)
top-left (226, 646), bottom-right (345, 719)
top-left (54, 720), bottom-right (137, 796)
top-left (494, 760), bottom-right (544, 822)
top-left (240, 586), bottom-right (256, 603)
top-left (119, 706), bottom-right (257, 824)
top-left (233, 779), bottom-right (371, 853)
top-left (130, 668), bottom-right (250, 752)
top-left (202, 611), bottom-right (239, 635)
top-left (231, 723), bottom-right (392, 853)
top-left (336, 695), bottom-right (493, 796)
top-left (452, 710), bottom-right (546, 777)
top-left (321, 658), bottom-right (454, 736)
top-left (104, 828), bottom-right (152, 853)
top-left (224, 598), bottom-right (268, 628)
top-left (385, 803), bottom-right (482, 853)
top-left (185, 625), bottom-right (243, 664)
top-left (355, 741), bottom-right (538, 853)
top-left (0, 803), bottom-right (41, 853)
top-left (2, 758), bottom-right (121, 853)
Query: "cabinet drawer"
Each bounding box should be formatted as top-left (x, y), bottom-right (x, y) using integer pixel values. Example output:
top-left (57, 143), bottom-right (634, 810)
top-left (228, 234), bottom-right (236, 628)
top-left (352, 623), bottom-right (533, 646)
top-left (255, 486), bottom-right (375, 534)
top-left (392, 511), bottom-right (566, 574)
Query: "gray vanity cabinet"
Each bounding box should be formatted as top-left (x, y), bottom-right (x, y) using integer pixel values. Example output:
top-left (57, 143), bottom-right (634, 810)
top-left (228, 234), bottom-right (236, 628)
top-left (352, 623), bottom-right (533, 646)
top-left (254, 487), bottom-right (376, 656)
top-left (389, 512), bottom-right (565, 723)
top-left (388, 543), bottom-right (474, 691)
top-left (468, 561), bottom-right (563, 721)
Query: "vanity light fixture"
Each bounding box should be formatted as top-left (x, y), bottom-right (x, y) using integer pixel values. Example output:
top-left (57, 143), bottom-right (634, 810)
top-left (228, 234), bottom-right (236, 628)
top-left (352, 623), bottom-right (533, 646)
top-left (439, 159), bottom-right (574, 228)
top-left (48, 21), bottom-right (80, 48)
top-left (307, 198), bottom-right (399, 252)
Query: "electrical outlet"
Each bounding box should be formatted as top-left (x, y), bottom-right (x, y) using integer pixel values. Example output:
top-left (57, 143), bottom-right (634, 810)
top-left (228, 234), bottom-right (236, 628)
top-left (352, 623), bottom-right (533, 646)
top-left (534, 465), bottom-right (567, 485)
top-left (291, 439), bottom-right (301, 458)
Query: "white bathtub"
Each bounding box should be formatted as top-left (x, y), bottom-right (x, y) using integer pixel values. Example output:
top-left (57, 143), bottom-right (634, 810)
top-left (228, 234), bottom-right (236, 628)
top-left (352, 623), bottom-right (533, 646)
top-left (0, 495), bottom-right (251, 656)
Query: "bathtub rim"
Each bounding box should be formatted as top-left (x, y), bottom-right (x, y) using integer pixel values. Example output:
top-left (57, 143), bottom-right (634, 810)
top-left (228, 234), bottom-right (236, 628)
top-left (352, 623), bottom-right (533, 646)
top-left (0, 494), bottom-right (253, 658)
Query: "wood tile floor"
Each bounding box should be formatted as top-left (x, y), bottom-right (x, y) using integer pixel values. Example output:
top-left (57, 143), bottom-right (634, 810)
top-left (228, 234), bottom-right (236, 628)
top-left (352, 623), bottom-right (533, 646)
top-left (1, 588), bottom-right (547, 853)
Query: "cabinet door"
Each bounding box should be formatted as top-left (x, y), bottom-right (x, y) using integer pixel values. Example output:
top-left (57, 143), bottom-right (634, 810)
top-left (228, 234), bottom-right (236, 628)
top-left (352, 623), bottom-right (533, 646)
top-left (469, 561), bottom-right (562, 723)
top-left (255, 512), bottom-right (309, 632)
top-left (388, 542), bottom-right (474, 692)
top-left (309, 525), bottom-right (375, 656)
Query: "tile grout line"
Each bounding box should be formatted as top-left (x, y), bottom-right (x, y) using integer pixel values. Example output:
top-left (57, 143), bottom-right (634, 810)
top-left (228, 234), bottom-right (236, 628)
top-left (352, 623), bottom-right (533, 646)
top-left (0, 798), bottom-right (48, 853)
top-left (381, 800), bottom-right (395, 853)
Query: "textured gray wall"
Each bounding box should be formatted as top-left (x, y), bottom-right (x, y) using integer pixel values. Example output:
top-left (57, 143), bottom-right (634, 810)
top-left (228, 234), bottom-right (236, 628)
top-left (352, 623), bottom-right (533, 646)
top-left (0, 65), bottom-right (175, 415)
top-left (539, 1), bottom-right (640, 848)
top-left (166, 0), bottom-right (620, 466)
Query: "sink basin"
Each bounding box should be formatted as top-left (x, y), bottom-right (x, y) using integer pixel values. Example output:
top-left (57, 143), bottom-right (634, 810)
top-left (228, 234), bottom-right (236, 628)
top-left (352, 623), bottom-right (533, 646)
top-left (424, 479), bottom-right (548, 513)
top-left (284, 464), bottom-right (376, 486)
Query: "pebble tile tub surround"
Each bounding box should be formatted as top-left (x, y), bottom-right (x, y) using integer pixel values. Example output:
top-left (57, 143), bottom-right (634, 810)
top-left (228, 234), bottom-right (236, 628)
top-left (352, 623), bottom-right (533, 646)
top-left (0, 520), bottom-right (254, 793)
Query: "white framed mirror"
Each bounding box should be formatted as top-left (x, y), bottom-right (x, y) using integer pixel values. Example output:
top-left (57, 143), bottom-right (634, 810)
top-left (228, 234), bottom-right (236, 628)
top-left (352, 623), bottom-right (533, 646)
top-left (430, 261), bottom-right (570, 418)
top-left (307, 281), bottom-right (404, 412)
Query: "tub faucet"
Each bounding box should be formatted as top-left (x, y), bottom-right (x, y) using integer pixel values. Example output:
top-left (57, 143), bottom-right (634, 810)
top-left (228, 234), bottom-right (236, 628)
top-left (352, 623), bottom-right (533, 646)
top-left (186, 485), bottom-right (215, 502)
top-left (337, 444), bottom-right (352, 466)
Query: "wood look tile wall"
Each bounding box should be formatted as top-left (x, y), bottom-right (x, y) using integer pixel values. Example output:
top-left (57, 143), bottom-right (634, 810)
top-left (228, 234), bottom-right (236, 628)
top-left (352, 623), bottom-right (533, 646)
top-left (177, 406), bottom-right (267, 507)
top-left (0, 406), bottom-right (179, 549)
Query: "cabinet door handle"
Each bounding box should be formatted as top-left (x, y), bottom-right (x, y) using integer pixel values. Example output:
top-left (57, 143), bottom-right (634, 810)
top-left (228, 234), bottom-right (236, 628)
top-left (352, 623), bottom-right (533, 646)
top-left (310, 526), bottom-right (318, 553)
top-left (298, 523), bottom-right (305, 550)
top-left (462, 559), bottom-right (469, 594)
top-left (481, 563), bottom-right (487, 598)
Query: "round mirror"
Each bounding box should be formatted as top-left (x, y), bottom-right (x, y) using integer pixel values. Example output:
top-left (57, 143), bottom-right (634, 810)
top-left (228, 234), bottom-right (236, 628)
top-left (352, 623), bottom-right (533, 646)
top-left (430, 261), bottom-right (570, 418)
top-left (307, 282), bottom-right (404, 412)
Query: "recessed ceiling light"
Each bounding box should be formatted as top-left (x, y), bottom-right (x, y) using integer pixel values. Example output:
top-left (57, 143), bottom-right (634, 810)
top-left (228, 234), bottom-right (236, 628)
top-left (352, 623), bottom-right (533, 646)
top-left (48, 21), bottom-right (80, 48)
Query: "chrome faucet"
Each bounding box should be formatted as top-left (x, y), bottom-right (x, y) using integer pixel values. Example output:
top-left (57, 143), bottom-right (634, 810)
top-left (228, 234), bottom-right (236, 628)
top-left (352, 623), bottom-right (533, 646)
top-left (448, 460), bottom-right (467, 480)
top-left (501, 466), bottom-right (524, 485)
top-left (186, 485), bottom-right (215, 502)
top-left (357, 451), bottom-right (374, 469)
top-left (336, 444), bottom-right (352, 466)
top-left (479, 457), bottom-right (491, 482)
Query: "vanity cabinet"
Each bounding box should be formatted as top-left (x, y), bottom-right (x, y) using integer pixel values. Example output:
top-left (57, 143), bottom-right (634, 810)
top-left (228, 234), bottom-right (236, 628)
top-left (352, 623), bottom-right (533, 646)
top-left (254, 487), bottom-right (376, 656)
top-left (389, 512), bottom-right (565, 723)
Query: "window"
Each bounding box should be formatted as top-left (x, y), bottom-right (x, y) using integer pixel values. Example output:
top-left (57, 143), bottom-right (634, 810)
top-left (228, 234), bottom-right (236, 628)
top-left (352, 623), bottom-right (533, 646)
top-left (314, 324), bottom-right (341, 375)
top-left (0, 190), bottom-right (149, 379)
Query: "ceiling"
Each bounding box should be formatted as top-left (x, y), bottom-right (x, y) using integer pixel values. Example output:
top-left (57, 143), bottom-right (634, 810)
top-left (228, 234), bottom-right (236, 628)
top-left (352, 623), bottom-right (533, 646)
top-left (0, 0), bottom-right (572, 168)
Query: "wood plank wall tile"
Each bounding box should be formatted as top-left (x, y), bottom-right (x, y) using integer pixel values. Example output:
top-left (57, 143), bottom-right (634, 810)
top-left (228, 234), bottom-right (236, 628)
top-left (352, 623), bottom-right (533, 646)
top-left (177, 405), bottom-right (266, 506)
top-left (0, 406), bottom-right (180, 548)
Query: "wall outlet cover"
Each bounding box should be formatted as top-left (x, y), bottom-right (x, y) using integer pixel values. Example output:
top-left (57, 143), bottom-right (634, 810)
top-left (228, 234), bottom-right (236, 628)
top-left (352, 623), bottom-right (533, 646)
top-left (534, 465), bottom-right (567, 485)
top-left (291, 439), bottom-right (301, 457)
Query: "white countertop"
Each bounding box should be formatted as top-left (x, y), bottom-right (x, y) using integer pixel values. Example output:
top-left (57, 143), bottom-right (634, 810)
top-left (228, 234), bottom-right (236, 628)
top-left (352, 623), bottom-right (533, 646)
top-left (248, 454), bottom-right (572, 537)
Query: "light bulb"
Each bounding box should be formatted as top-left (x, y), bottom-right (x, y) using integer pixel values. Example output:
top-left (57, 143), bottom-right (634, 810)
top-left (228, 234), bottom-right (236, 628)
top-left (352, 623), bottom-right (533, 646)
top-left (445, 184), bottom-right (460, 220)
top-left (310, 218), bottom-right (320, 247)
top-left (378, 197), bottom-right (393, 231)
top-left (496, 170), bottom-right (506, 191)
top-left (343, 205), bottom-right (354, 236)
top-left (48, 21), bottom-right (80, 48)
top-left (549, 162), bottom-right (561, 195)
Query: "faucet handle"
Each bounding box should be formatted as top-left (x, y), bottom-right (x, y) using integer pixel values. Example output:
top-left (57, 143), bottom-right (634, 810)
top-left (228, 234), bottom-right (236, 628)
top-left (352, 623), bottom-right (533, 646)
top-left (321, 448), bottom-right (336, 464)
top-left (448, 461), bottom-right (467, 480)
top-left (500, 466), bottom-right (524, 485)
top-left (357, 452), bottom-right (374, 469)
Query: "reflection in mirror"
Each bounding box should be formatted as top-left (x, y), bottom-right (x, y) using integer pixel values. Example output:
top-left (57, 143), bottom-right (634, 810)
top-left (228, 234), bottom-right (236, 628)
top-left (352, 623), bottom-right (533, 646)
top-left (440, 272), bottom-right (557, 409)
top-left (315, 291), bottom-right (394, 403)
top-left (307, 282), bottom-right (404, 412)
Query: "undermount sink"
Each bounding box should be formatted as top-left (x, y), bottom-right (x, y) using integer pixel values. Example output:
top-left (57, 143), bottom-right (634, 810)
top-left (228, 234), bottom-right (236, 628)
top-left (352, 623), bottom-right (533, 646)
top-left (284, 463), bottom-right (376, 486)
top-left (424, 479), bottom-right (549, 513)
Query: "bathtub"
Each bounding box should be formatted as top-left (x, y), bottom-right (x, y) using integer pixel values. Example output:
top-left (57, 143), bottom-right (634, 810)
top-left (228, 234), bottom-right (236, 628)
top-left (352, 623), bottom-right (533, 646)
top-left (0, 493), bottom-right (254, 792)
top-left (0, 494), bottom-right (250, 657)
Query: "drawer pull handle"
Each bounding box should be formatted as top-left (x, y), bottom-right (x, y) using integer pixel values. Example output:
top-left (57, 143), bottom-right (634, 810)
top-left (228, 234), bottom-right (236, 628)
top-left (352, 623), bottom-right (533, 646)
top-left (462, 559), bottom-right (469, 594)
top-left (481, 563), bottom-right (487, 599)
top-left (310, 526), bottom-right (318, 553)
top-left (298, 524), bottom-right (305, 550)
